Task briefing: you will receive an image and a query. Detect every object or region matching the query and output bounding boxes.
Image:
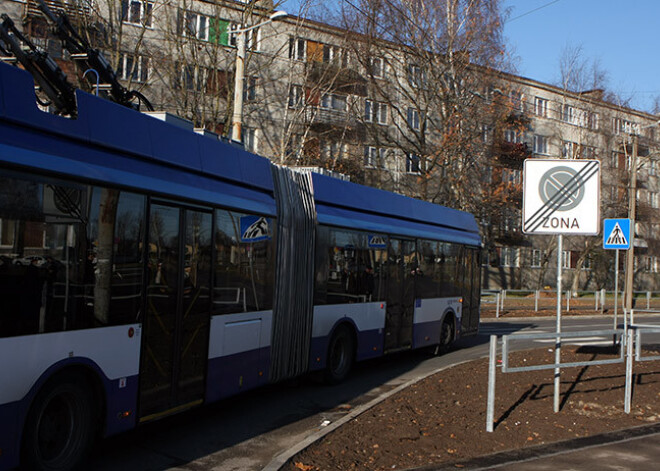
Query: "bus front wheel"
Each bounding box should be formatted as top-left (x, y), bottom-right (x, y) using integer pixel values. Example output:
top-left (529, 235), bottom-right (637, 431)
top-left (325, 325), bottom-right (355, 384)
top-left (22, 372), bottom-right (97, 471)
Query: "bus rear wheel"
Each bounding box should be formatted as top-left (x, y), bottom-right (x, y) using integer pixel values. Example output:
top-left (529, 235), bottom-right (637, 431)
top-left (438, 316), bottom-right (455, 354)
top-left (325, 325), bottom-right (355, 384)
top-left (22, 373), bottom-right (97, 471)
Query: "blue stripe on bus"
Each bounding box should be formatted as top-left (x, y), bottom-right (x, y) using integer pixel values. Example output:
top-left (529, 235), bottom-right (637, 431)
top-left (0, 141), bottom-right (277, 216)
top-left (412, 320), bottom-right (444, 349)
top-left (206, 348), bottom-right (271, 403)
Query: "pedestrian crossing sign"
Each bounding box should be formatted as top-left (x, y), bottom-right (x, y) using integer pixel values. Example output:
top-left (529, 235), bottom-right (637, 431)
top-left (603, 219), bottom-right (631, 250)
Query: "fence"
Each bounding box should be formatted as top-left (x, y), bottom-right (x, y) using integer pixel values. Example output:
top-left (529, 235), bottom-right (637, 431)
top-left (481, 289), bottom-right (660, 317)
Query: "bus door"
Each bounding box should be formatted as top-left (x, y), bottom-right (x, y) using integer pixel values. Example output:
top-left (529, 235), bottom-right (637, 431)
top-left (384, 238), bottom-right (416, 352)
top-left (461, 247), bottom-right (481, 334)
top-left (139, 202), bottom-right (212, 421)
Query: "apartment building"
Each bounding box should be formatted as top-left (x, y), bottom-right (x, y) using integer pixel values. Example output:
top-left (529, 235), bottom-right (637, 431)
top-left (2, 0), bottom-right (660, 292)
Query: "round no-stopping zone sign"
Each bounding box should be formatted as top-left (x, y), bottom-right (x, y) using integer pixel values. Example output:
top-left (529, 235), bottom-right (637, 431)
top-left (523, 159), bottom-right (600, 235)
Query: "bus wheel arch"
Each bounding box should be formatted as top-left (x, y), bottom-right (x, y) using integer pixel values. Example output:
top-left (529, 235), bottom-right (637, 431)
top-left (324, 323), bottom-right (356, 384)
top-left (21, 366), bottom-right (104, 471)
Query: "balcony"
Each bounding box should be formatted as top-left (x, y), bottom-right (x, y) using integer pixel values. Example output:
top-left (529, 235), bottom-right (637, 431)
top-left (306, 62), bottom-right (367, 97)
top-left (307, 107), bottom-right (358, 129)
top-left (26, 0), bottom-right (91, 21)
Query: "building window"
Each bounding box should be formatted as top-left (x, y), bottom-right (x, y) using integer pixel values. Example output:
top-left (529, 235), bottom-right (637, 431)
top-left (649, 191), bottom-right (659, 209)
top-left (407, 64), bottom-right (426, 88)
top-left (243, 128), bottom-right (257, 152)
top-left (122, 0), bottom-right (153, 27)
top-left (481, 124), bottom-right (493, 143)
top-left (321, 93), bottom-right (347, 112)
top-left (648, 256), bottom-right (658, 273)
top-left (174, 62), bottom-right (205, 91)
top-left (322, 140), bottom-right (345, 160)
top-left (501, 168), bottom-right (521, 185)
top-left (500, 247), bottom-right (519, 267)
top-left (581, 145), bottom-right (597, 159)
top-left (561, 104), bottom-right (577, 125)
top-left (562, 141), bottom-right (574, 158)
top-left (533, 135), bottom-right (548, 155)
top-left (369, 57), bottom-right (385, 78)
top-left (405, 153), bottom-right (422, 174)
top-left (322, 44), bottom-right (347, 66)
top-left (534, 97), bottom-right (548, 117)
top-left (178, 10), bottom-right (210, 41)
top-left (503, 128), bottom-right (522, 143)
top-left (531, 249), bottom-right (542, 268)
top-left (562, 250), bottom-right (571, 269)
top-left (365, 100), bottom-right (387, 125)
top-left (288, 85), bottom-right (304, 108)
top-left (244, 76), bottom-right (257, 101)
top-left (588, 112), bottom-right (599, 130)
top-left (407, 107), bottom-right (420, 130)
top-left (613, 117), bottom-right (637, 135)
top-left (509, 89), bottom-right (523, 111)
top-left (289, 37), bottom-right (306, 61)
top-left (650, 160), bottom-right (658, 176)
top-left (364, 147), bottom-right (387, 169)
top-left (118, 53), bottom-right (148, 82)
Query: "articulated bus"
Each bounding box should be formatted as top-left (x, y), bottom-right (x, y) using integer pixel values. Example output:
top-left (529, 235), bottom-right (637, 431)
top-left (0, 62), bottom-right (481, 470)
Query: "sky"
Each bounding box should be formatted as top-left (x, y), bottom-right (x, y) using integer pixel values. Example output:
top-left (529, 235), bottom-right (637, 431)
top-left (503, 0), bottom-right (660, 113)
top-left (281, 0), bottom-right (660, 113)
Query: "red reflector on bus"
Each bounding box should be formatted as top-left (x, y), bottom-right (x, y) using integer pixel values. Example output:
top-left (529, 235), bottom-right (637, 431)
top-left (380, 303), bottom-right (384, 309)
top-left (128, 327), bottom-right (135, 338)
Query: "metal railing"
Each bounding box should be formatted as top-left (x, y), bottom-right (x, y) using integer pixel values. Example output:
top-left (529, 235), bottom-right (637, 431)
top-left (486, 308), bottom-right (660, 432)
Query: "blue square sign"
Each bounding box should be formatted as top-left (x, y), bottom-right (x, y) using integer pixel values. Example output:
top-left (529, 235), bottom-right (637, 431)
top-left (603, 219), bottom-right (631, 250)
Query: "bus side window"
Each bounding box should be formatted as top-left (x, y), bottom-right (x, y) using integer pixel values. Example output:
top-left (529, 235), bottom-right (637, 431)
top-left (213, 209), bottom-right (275, 314)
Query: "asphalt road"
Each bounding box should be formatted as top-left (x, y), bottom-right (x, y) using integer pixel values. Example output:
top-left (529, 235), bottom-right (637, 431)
top-left (90, 315), bottom-right (660, 471)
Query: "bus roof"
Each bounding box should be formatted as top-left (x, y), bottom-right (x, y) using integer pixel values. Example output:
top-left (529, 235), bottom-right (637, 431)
top-left (312, 173), bottom-right (481, 247)
top-left (0, 63), bottom-right (274, 193)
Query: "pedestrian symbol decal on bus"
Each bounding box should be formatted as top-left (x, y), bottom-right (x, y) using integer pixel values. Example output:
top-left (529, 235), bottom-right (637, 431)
top-left (240, 216), bottom-right (271, 242)
top-left (368, 235), bottom-right (387, 248)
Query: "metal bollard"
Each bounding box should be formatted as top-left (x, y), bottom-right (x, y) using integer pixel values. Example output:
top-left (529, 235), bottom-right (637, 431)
top-left (594, 290), bottom-right (598, 310)
top-left (486, 335), bottom-right (497, 432)
top-left (535, 290), bottom-right (539, 312)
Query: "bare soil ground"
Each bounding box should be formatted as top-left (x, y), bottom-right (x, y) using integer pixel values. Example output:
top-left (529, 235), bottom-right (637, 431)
top-left (285, 342), bottom-right (660, 471)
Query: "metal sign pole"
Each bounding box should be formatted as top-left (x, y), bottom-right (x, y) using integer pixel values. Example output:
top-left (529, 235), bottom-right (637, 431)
top-left (554, 234), bottom-right (562, 413)
top-left (614, 249), bottom-right (619, 331)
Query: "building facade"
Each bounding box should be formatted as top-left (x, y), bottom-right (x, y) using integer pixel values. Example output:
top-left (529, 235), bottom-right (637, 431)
top-left (2, 0), bottom-right (660, 292)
